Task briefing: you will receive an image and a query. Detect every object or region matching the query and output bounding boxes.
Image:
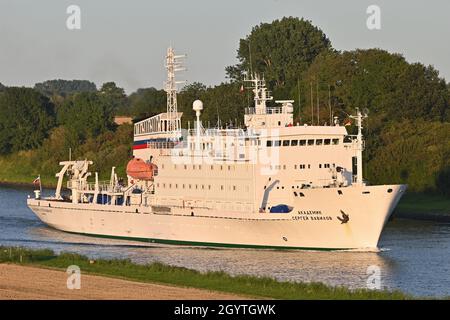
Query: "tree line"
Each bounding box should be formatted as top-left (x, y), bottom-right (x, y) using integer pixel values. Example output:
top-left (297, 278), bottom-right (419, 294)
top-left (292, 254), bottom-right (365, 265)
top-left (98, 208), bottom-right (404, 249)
top-left (0, 17), bottom-right (448, 194)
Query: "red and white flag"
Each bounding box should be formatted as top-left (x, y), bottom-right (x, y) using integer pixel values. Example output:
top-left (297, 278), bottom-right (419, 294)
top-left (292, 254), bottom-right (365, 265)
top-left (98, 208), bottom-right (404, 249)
top-left (33, 176), bottom-right (40, 185)
top-left (344, 119), bottom-right (352, 126)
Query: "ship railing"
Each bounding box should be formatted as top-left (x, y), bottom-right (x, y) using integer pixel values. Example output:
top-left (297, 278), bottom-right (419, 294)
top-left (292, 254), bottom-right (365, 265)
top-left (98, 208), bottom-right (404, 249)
top-left (245, 106), bottom-right (288, 115)
top-left (188, 128), bottom-right (247, 137)
top-left (67, 180), bottom-right (123, 193)
top-left (266, 107), bottom-right (284, 114)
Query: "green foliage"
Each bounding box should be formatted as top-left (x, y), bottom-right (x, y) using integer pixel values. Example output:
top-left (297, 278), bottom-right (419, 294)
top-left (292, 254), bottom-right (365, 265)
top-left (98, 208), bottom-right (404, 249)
top-left (177, 82), bottom-right (248, 127)
top-left (0, 83), bottom-right (5, 91)
top-left (396, 193), bottom-right (450, 215)
top-left (127, 87), bottom-right (166, 119)
top-left (0, 87), bottom-right (55, 154)
top-left (177, 82), bottom-right (207, 124)
top-left (0, 124), bottom-right (133, 185)
top-left (100, 82), bottom-right (128, 115)
top-left (0, 246), bottom-right (413, 300)
top-left (296, 49), bottom-right (449, 126)
top-left (34, 79), bottom-right (97, 97)
top-left (226, 17), bottom-right (331, 89)
top-left (76, 124), bottom-right (132, 177)
top-left (57, 92), bottom-right (116, 142)
top-left (366, 120), bottom-right (450, 194)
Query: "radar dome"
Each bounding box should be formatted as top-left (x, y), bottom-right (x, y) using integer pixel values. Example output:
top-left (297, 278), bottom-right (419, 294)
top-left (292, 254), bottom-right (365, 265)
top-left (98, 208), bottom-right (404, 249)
top-left (286, 103), bottom-right (294, 113)
top-left (193, 100), bottom-right (203, 111)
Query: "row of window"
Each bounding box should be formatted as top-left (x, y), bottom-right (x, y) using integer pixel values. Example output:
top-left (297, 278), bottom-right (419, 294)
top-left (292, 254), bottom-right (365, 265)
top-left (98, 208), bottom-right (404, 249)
top-left (189, 140), bottom-right (263, 151)
top-left (163, 163), bottom-right (335, 171)
top-left (267, 138), bottom-right (339, 147)
top-left (271, 163), bottom-right (336, 170)
top-left (166, 164), bottom-right (238, 171)
top-left (184, 138), bottom-right (340, 150)
top-left (156, 182), bottom-right (249, 192)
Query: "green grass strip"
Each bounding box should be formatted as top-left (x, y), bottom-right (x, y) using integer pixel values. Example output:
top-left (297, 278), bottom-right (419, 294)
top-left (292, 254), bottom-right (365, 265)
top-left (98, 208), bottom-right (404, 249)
top-left (0, 246), bottom-right (417, 300)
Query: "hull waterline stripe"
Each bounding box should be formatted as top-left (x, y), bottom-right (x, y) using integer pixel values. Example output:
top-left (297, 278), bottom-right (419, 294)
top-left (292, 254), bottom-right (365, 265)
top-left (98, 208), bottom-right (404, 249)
top-left (62, 230), bottom-right (349, 251)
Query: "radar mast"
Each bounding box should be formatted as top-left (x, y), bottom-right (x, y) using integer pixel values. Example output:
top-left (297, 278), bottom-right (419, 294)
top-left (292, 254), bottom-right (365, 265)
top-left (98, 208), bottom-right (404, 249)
top-left (165, 47), bottom-right (186, 131)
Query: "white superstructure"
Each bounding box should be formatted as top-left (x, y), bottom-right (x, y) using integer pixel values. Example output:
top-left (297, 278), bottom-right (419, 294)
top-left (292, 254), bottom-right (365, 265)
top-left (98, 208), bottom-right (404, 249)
top-left (27, 47), bottom-right (406, 250)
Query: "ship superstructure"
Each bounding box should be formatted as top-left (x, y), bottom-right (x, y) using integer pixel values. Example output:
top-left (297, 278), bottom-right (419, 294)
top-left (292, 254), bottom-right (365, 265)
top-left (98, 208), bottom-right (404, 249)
top-left (27, 47), bottom-right (406, 250)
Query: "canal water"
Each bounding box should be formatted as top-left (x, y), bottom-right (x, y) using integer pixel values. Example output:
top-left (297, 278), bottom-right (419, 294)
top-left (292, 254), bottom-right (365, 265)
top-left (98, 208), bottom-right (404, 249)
top-left (1, 186), bottom-right (449, 298)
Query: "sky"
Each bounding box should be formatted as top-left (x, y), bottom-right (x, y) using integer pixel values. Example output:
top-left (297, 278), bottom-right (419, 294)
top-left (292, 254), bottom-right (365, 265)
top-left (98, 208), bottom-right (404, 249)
top-left (0, 0), bottom-right (449, 93)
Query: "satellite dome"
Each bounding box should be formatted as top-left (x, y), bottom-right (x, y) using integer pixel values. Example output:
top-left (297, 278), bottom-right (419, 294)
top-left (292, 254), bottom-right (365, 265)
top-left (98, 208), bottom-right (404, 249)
top-left (193, 100), bottom-right (203, 111)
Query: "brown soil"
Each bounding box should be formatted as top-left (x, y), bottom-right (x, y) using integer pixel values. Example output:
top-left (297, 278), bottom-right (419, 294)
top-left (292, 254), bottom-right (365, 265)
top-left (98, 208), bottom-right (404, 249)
top-left (0, 264), bottom-right (249, 300)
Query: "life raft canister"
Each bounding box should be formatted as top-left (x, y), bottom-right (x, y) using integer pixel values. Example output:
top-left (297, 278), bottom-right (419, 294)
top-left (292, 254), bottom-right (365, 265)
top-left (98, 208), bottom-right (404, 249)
top-left (126, 158), bottom-right (157, 180)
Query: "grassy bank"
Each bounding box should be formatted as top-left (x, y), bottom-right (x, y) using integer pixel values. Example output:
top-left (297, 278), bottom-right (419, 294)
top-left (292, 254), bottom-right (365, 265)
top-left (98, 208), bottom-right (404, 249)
top-left (0, 246), bottom-right (412, 300)
top-left (394, 192), bottom-right (450, 221)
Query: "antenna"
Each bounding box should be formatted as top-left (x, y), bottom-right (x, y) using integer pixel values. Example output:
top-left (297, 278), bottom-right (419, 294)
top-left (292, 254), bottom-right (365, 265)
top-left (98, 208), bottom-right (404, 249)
top-left (328, 84), bottom-right (332, 127)
top-left (297, 79), bottom-right (301, 120)
top-left (316, 80), bottom-right (320, 125)
top-left (165, 47), bottom-right (186, 132)
top-left (310, 81), bottom-right (314, 125)
top-left (248, 40), bottom-right (253, 76)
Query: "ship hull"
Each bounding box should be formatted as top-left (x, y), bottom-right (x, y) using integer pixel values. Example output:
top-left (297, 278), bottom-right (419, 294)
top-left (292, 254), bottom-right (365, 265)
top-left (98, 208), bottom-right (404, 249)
top-left (27, 184), bottom-right (406, 250)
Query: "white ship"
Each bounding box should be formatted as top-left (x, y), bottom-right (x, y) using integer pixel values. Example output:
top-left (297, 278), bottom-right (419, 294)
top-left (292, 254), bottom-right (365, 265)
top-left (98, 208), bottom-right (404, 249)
top-left (27, 47), bottom-right (406, 250)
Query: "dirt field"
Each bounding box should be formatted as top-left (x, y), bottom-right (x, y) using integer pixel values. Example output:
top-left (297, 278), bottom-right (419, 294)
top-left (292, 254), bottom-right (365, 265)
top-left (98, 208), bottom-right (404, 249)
top-left (0, 264), bottom-right (248, 300)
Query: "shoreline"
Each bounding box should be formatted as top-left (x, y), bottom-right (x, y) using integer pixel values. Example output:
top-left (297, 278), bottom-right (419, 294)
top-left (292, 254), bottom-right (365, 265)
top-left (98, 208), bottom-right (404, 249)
top-left (393, 211), bottom-right (450, 223)
top-left (0, 180), bottom-right (56, 189)
top-left (0, 246), bottom-right (413, 300)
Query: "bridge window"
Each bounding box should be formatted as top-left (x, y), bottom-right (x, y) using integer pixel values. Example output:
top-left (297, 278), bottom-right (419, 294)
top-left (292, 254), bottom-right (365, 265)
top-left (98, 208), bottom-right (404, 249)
top-left (307, 139), bottom-right (314, 146)
top-left (316, 139), bottom-right (323, 145)
top-left (266, 140), bottom-right (272, 147)
top-left (274, 140), bottom-right (281, 147)
top-left (332, 138), bottom-right (339, 145)
top-left (291, 140), bottom-right (298, 146)
top-left (324, 139), bottom-right (331, 145)
top-left (299, 140), bottom-right (306, 146)
top-left (282, 140), bottom-right (290, 146)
